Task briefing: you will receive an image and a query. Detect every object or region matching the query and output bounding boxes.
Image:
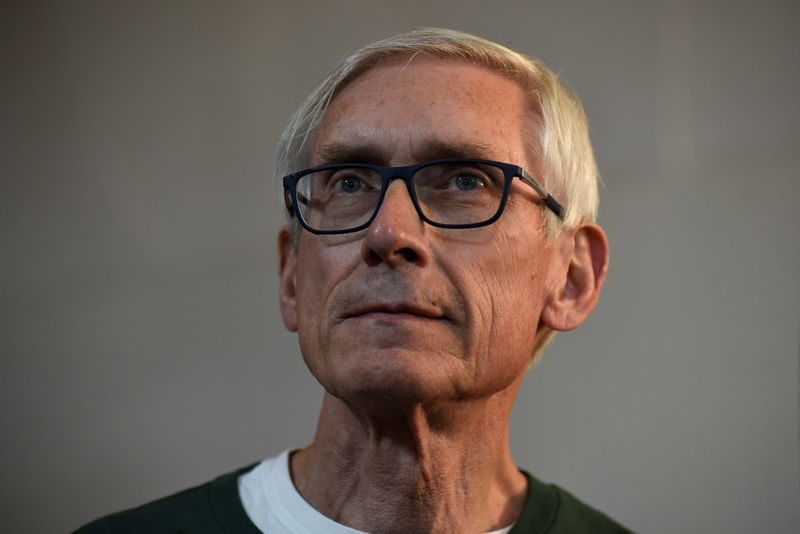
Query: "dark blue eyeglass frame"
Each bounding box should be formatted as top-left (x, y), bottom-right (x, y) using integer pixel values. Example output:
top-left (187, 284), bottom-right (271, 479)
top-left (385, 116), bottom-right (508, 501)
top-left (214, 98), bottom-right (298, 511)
top-left (282, 158), bottom-right (565, 235)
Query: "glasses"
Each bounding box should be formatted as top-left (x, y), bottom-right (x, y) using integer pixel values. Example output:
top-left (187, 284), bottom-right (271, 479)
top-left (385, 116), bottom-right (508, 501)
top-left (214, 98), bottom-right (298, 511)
top-left (282, 158), bottom-right (564, 235)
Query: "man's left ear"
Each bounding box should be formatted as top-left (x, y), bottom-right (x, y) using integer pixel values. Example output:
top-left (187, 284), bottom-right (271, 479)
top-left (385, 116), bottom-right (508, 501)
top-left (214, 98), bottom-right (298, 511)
top-left (541, 223), bottom-right (609, 331)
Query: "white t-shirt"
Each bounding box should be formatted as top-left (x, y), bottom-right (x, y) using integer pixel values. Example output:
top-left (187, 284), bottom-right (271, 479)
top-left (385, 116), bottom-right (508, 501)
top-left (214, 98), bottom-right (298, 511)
top-left (238, 449), bottom-right (514, 534)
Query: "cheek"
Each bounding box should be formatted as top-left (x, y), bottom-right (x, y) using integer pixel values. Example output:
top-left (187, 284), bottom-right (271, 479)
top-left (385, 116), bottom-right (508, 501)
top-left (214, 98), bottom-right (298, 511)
top-left (443, 247), bottom-right (544, 395)
top-left (294, 239), bottom-right (354, 314)
top-left (483, 231), bottom-right (548, 299)
top-left (293, 240), bottom-right (362, 370)
top-left (294, 273), bottom-right (324, 378)
top-left (293, 246), bottom-right (335, 366)
top-left (458, 234), bottom-right (551, 350)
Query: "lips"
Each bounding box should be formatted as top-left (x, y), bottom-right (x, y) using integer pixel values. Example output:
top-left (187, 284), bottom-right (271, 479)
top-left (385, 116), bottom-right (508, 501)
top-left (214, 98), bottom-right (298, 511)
top-left (329, 274), bottom-right (456, 327)
top-left (344, 302), bottom-right (445, 320)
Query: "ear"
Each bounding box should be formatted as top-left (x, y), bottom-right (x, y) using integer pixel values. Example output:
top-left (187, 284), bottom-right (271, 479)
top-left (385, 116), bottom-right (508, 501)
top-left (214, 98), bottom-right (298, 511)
top-left (541, 223), bottom-right (609, 331)
top-left (278, 226), bottom-right (298, 332)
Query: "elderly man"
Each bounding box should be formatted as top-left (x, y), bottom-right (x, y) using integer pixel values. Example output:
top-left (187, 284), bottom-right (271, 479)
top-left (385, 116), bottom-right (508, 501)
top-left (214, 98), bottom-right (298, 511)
top-left (77, 29), bottom-right (631, 533)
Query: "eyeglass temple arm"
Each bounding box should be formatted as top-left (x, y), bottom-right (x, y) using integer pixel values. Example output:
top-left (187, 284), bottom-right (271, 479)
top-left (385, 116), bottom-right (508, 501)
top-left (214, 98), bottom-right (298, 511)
top-left (518, 168), bottom-right (565, 220)
top-left (283, 184), bottom-right (311, 218)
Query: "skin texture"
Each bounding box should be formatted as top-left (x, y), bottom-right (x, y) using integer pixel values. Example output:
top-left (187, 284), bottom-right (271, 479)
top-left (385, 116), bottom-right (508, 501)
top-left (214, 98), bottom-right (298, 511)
top-left (278, 57), bottom-right (609, 533)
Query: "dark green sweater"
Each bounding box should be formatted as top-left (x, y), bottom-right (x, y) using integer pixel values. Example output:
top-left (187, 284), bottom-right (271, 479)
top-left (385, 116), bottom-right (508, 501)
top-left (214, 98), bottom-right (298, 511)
top-left (75, 465), bottom-right (634, 533)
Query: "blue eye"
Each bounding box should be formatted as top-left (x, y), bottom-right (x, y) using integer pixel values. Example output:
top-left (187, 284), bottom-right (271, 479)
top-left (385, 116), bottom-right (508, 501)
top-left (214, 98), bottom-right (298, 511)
top-left (338, 176), bottom-right (363, 193)
top-left (450, 173), bottom-right (484, 191)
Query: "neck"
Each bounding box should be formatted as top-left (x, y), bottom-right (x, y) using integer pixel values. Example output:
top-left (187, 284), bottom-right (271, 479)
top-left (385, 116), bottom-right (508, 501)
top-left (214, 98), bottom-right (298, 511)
top-left (290, 385), bottom-right (528, 534)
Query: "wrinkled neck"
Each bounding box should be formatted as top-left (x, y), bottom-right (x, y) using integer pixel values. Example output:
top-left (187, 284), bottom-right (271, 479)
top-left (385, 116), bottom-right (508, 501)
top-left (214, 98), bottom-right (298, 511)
top-left (290, 387), bottom-right (528, 534)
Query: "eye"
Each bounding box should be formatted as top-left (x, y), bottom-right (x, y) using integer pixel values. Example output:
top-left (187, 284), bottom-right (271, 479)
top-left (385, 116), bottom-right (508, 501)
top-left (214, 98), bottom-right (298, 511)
top-left (448, 172), bottom-right (485, 191)
top-left (336, 175), bottom-right (363, 193)
top-left (326, 168), bottom-right (374, 193)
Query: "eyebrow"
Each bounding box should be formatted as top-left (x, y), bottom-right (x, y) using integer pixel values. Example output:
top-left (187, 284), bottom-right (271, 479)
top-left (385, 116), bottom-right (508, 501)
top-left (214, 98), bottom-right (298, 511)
top-left (418, 140), bottom-right (496, 161)
top-left (313, 139), bottom-right (498, 167)
top-left (313, 143), bottom-right (385, 166)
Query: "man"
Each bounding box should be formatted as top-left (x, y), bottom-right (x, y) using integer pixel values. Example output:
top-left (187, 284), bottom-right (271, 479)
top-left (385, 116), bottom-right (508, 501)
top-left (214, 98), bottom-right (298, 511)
top-left (77, 29), bottom-right (630, 533)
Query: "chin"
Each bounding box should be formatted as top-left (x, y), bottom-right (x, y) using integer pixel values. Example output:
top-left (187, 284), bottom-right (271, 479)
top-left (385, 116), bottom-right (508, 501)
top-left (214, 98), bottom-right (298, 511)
top-left (314, 348), bottom-right (450, 410)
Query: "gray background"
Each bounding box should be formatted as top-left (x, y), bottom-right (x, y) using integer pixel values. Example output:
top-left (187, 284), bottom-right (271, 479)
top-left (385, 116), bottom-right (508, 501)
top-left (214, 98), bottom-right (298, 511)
top-left (2, 1), bottom-right (798, 532)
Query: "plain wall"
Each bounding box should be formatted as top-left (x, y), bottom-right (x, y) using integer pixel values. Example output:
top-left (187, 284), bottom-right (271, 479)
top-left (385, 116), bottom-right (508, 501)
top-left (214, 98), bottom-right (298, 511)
top-left (2, 1), bottom-right (798, 532)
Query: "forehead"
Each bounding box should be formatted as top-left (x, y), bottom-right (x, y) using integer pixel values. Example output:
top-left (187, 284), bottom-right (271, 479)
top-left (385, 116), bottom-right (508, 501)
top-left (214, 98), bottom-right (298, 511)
top-left (312, 58), bottom-right (531, 167)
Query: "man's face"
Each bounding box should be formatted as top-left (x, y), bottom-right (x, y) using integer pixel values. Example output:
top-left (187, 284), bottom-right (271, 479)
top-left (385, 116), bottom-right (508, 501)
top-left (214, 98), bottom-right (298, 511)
top-left (281, 58), bottom-right (566, 410)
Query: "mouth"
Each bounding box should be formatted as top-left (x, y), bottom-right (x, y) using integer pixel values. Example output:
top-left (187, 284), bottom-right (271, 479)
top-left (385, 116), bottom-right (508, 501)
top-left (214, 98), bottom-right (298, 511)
top-left (343, 303), bottom-right (445, 321)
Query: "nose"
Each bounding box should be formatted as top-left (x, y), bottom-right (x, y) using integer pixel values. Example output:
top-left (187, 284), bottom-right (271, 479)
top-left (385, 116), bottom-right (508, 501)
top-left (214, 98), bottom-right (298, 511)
top-left (360, 179), bottom-right (432, 267)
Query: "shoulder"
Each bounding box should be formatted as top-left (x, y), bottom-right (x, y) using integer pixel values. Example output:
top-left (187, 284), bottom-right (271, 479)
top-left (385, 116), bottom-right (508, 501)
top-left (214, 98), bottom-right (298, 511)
top-left (73, 464), bottom-right (261, 534)
top-left (512, 471), bottom-right (636, 534)
top-left (549, 484), bottom-right (635, 534)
